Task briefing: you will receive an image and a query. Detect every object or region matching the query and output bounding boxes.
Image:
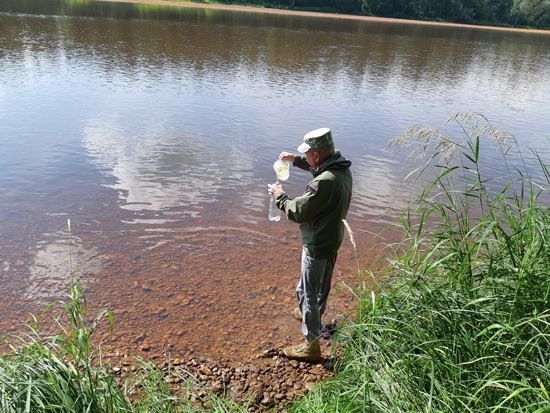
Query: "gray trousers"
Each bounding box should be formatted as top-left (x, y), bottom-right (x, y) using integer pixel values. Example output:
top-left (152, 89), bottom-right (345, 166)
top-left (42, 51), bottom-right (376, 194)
top-left (297, 249), bottom-right (337, 340)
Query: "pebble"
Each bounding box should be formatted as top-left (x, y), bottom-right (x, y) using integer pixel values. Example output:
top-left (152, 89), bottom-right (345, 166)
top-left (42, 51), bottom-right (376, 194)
top-left (102, 342), bottom-right (336, 412)
top-left (200, 366), bottom-right (213, 375)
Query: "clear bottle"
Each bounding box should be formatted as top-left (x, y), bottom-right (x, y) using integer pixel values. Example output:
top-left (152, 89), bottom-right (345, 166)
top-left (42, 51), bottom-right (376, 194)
top-left (268, 190), bottom-right (281, 221)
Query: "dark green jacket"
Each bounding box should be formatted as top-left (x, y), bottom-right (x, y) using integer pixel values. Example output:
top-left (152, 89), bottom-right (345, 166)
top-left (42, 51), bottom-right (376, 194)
top-left (275, 151), bottom-right (352, 259)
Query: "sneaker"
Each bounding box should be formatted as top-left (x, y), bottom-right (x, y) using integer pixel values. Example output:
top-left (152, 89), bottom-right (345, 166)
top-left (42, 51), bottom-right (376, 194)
top-left (283, 338), bottom-right (321, 362)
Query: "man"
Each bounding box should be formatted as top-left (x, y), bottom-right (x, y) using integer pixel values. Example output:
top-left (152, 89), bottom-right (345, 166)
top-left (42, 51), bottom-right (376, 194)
top-left (267, 127), bottom-right (353, 362)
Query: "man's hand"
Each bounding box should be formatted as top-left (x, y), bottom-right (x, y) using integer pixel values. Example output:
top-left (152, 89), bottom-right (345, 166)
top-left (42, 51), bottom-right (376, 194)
top-left (279, 152), bottom-right (296, 163)
top-left (268, 183), bottom-right (283, 197)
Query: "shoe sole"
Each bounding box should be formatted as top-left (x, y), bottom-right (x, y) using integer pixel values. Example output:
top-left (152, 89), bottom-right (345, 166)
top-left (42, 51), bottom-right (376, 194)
top-left (283, 347), bottom-right (321, 362)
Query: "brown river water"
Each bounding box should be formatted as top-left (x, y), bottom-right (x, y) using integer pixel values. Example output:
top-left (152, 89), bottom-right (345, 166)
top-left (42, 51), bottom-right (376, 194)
top-left (0, 0), bottom-right (549, 360)
top-left (0, 183), bottom-right (394, 359)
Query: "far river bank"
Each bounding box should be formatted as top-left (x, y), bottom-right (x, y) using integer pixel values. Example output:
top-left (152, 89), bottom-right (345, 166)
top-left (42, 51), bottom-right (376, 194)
top-left (98, 0), bottom-right (550, 34)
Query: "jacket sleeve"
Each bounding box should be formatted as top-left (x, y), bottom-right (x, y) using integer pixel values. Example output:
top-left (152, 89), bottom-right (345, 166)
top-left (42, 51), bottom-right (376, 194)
top-left (275, 177), bottom-right (332, 224)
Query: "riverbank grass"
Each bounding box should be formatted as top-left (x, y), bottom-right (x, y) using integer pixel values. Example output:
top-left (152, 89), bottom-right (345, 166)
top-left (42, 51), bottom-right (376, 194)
top-left (294, 113), bottom-right (550, 412)
top-left (0, 282), bottom-right (249, 412)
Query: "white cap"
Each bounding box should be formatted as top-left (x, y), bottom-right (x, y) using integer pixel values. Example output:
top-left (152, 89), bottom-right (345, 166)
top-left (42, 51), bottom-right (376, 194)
top-left (297, 127), bottom-right (333, 153)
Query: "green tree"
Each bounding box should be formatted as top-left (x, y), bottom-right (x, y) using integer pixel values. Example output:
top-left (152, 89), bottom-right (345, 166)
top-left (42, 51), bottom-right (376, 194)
top-left (511, 0), bottom-right (550, 27)
top-left (482, 0), bottom-right (514, 21)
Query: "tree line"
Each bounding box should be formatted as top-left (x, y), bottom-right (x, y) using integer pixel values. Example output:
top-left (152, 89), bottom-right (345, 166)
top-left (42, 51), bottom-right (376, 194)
top-left (216, 0), bottom-right (550, 29)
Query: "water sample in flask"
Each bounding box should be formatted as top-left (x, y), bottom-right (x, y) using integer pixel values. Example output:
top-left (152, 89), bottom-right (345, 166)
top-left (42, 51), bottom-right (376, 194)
top-left (273, 159), bottom-right (289, 181)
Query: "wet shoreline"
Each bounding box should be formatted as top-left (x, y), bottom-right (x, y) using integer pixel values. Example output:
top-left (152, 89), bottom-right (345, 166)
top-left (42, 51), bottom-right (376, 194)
top-left (1, 298), bottom-right (344, 411)
top-left (108, 341), bottom-right (339, 411)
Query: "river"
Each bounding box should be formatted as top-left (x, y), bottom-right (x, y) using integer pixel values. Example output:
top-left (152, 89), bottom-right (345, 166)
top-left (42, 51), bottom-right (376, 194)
top-left (0, 0), bottom-right (549, 359)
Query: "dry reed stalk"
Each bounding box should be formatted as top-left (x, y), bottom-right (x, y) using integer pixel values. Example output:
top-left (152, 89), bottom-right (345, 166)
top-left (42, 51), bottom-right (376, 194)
top-left (385, 112), bottom-right (517, 165)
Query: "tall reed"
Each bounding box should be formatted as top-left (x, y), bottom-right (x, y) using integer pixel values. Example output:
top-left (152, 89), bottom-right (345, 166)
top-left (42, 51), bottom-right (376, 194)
top-left (294, 113), bottom-right (550, 412)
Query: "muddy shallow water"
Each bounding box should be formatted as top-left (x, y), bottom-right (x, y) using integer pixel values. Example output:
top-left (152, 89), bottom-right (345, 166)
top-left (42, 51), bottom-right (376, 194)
top-left (0, 183), bottom-right (396, 360)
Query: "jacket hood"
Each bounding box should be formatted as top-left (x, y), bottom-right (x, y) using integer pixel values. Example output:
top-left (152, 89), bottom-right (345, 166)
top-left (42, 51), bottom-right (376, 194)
top-left (311, 151), bottom-right (352, 177)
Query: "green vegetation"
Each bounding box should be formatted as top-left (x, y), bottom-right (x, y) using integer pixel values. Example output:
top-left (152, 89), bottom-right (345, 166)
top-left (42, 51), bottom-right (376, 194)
top-left (168, 0), bottom-right (550, 29)
top-left (293, 112), bottom-right (550, 412)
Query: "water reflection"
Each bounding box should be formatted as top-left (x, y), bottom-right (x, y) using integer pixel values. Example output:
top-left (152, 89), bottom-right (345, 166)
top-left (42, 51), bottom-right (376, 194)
top-left (84, 122), bottom-right (225, 213)
top-left (28, 230), bottom-right (102, 304)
